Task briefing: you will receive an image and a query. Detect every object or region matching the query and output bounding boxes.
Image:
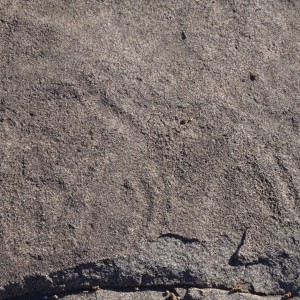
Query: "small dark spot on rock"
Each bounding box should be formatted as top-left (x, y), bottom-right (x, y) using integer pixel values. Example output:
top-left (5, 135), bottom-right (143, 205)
top-left (181, 31), bottom-right (186, 40)
top-left (29, 112), bottom-right (36, 117)
top-left (136, 76), bottom-right (142, 82)
top-left (123, 179), bottom-right (131, 189)
top-left (30, 254), bottom-right (43, 261)
top-left (180, 120), bottom-right (186, 125)
top-left (250, 72), bottom-right (258, 81)
top-left (88, 129), bottom-right (94, 140)
top-left (68, 223), bottom-right (75, 230)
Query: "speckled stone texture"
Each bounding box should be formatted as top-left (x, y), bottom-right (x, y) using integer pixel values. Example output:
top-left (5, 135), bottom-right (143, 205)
top-left (0, 0), bottom-right (300, 299)
top-left (38, 288), bottom-right (296, 300)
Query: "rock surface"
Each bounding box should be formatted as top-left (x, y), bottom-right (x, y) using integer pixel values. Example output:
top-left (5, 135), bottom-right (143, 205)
top-left (0, 0), bottom-right (300, 299)
top-left (57, 288), bottom-right (289, 300)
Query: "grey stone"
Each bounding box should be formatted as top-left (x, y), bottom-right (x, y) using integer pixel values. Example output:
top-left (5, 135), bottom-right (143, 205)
top-left (0, 0), bottom-right (300, 299)
top-left (175, 288), bottom-right (187, 299)
top-left (94, 289), bottom-right (164, 300)
top-left (43, 288), bottom-right (288, 300)
top-left (186, 288), bottom-right (282, 300)
top-left (56, 292), bottom-right (95, 300)
top-left (61, 290), bottom-right (162, 300)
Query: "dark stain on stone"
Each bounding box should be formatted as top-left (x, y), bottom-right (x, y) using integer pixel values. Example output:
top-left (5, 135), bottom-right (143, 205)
top-left (228, 228), bottom-right (248, 266)
top-left (250, 72), bottom-right (259, 81)
top-left (159, 233), bottom-right (201, 244)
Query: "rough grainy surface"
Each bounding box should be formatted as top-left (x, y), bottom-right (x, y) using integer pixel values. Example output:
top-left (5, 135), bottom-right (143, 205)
top-left (56, 288), bottom-right (295, 300)
top-left (0, 0), bottom-right (300, 299)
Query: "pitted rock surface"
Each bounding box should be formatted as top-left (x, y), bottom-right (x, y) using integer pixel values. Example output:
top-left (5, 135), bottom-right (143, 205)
top-left (0, 0), bottom-right (300, 299)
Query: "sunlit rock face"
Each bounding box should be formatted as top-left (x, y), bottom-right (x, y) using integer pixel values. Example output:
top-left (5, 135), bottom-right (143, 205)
top-left (0, 1), bottom-right (300, 299)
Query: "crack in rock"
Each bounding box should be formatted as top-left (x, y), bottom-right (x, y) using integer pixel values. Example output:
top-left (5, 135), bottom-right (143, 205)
top-left (158, 233), bottom-right (202, 245)
top-left (229, 228), bottom-right (249, 266)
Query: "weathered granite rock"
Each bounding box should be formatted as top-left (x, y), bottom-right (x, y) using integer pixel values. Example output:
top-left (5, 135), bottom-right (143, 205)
top-left (185, 288), bottom-right (285, 300)
top-left (58, 289), bottom-right (286, 300)
top-left (23, 288), bottom-right (297, 300)
top-left (0, 0), bottom-right (300, 299)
